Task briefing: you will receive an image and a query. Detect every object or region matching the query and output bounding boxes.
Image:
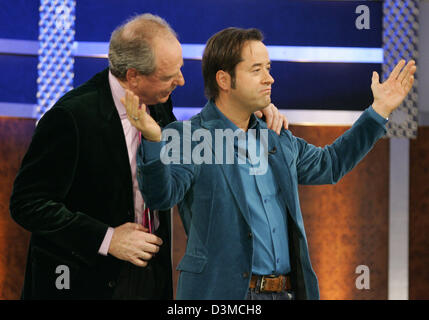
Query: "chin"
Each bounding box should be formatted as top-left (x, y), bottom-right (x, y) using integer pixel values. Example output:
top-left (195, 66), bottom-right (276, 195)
top-left (259, 101), bottom-right (271, 110)
top-left (157, 95), bottom-right (170, 104)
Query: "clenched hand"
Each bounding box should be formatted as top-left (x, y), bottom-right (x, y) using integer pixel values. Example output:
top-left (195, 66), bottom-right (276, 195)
top-left (108, 222), bottom-right (163, 267)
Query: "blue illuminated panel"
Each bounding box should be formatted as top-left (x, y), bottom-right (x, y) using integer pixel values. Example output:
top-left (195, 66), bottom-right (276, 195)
top-left (72, 0), bottom-right (382, 111)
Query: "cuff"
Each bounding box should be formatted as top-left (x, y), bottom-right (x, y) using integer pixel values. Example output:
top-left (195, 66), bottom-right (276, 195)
top-left (368, 105), bottom-right (389, 126)
top-left (142, 139), bottom-right (165, 163)
top-left (98, 227), bottom-right (114, 256)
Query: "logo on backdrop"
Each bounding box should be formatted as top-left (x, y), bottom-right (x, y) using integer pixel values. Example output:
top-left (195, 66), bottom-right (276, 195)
top-left (355, 5), bottom-right (370, 30)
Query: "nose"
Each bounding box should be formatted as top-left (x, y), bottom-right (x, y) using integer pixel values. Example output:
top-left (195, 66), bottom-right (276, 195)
top-left (175, 70), bottom-right (185, 87)
top-left (263, 70), bottom-right (274, 85)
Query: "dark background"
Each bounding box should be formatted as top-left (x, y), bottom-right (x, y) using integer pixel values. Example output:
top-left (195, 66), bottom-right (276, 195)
top-left (0, 0), bottom-right (382, 111)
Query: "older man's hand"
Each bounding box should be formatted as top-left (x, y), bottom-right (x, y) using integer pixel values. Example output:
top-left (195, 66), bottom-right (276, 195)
top-left (255, 103), bottom-right (289, 135)
top-left (108, 222), bottom-right (163, 267)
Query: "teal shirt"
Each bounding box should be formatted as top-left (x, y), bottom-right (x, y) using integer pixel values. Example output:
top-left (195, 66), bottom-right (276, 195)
top-left (210, 105), bottom-right (291, 275)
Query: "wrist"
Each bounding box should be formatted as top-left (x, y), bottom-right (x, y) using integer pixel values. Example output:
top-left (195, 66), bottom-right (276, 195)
top-left (372, 101), bottom-right (390, 119)
top-left (144, 135), bottom-right (162, 142)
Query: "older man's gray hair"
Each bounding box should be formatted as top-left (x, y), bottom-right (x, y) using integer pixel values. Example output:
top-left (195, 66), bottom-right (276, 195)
top-left (108, 13), bottom-right (177, 80)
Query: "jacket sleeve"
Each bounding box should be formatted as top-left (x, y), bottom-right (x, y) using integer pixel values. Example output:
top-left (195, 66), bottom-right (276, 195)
top-left (293, 107), bottom-right (387, 185)
top-left (137, 122), bottom-right (198, 210)
top-left (9, 106), bottom-right (109, 266)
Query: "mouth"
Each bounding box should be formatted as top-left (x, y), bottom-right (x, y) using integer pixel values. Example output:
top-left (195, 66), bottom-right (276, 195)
top-left (165, 86), bottom-right (177, 97)
top-left (261, 88), bottom-right (271, 94)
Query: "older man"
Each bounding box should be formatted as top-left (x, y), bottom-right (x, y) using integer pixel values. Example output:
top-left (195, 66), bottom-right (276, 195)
top-left (125, 27), bottom-right (416, 299)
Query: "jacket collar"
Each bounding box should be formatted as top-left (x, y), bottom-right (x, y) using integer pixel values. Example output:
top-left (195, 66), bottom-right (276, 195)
top-left (200, 99), bottom-right (267, 131)
top-left (198, 99), bottom-right (273, 227)
top-left (89, 68), bottom-right (118, 122)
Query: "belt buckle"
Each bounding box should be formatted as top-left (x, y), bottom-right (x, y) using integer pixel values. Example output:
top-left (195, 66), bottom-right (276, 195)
top-left (260, 275), bottom-right (286, 293)
top-left (259, 276), bottom-right (266, 292)
top-left (259, 275), bottom-right (277, 292)
top-left (281, 275), bottom-right (286, 291)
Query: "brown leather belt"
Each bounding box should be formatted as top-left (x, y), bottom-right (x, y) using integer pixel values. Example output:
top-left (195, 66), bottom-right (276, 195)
top-left (249, 274), bottom-right (292, 293)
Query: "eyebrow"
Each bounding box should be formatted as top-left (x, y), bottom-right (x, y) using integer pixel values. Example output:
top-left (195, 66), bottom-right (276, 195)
top-left (161, 61), bottom-right (185, 80)
top-left (250, 61), bottom-right (271, 69)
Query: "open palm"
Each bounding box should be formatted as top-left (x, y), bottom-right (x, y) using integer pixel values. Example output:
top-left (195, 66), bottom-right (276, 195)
top-left (121, 89), bottom-right (162, 142)
top-left (371, 59), bottom-right (416, 118)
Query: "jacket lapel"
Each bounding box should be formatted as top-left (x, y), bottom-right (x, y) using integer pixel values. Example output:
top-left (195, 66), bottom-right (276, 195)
top-left (265, 128), bottom-right (301, 231)
top-left (200, 102), bottom-right (252, 226)
top-left (97, 71), bottom-right (135, 212)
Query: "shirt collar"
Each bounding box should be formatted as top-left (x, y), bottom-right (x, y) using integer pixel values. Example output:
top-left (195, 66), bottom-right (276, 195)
top-left (210, 100), bottom-right (260, 132)
top-left (108, 71), bottom-right (128, 120)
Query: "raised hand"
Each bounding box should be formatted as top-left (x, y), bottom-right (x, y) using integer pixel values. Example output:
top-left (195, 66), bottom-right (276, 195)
top-left (371, 59), bottom-right (416, 118)
top-left (121, 89), bottom-right (162, 142)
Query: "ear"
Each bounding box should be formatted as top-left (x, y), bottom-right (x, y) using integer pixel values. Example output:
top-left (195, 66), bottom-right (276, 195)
top-left (125, 68), bottom-right (139, 88)
top-left (215, 70), bottom-right (231, 92)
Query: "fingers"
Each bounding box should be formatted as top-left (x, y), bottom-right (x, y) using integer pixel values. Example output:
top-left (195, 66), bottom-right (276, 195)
top-left (131, 251), bottom-right (152, 267)
top-left (282, 114), bottom-right (289, 130)
top-left (388, 59), bottom-right (406, 81)
top-left (402, 66), bottom-right (417, 88)
top-left (134, 224), bottom-right (149, 232)
top-left (138, 232), bottom-right (163, 254)
top-left (121, 89), bottom-right (146, 123)
top-left (109, 222), bottom-right (163, 267)
top-left (272, 108), bottom-right (282, 135)
top-left (254, 111), bottom-right (263, 118)
top-left (371, 71), bottom-right (380, 86)
top-left (264, 104), bottom-right (274, 129)
top-left (131, 258), bottom-right (148, 267)
top-left (405, 75), bottom-right (415, 93)
top-left (122, 90), bottom-right (133, 120)
top-left (125, 89), bottom-right (134, 114)
top-left (133, 92), bottom-right (139, 117)
top-left (141, 241), bottom-right (161, 254)
top-left (398, 60), bottom-right (416, 84)
top-left (139, 251), bottom-right (154, 261)
top-left (271, 106), bottom-right (288, 134)
top-left (144, 232), bottom-right (163, 247)
top-left (131, 233), bottom-right (162, 267)
top-left (256, 104), bottom-right (288, 134)
top-left (131, 234), bottom-right (162, 267)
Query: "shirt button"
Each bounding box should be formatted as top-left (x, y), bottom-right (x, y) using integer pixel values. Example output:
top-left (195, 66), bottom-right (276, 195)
top-left (276, 258), bottom-right (280, 263)
top-left (264, 199), bottom-right (268, 204)
top-left (248, 232), bottom-right (253, 238)
top-left (243, 272), bottom-right (249, 279)
top-left (108, 280), bottom-right (116, 288)
top-left (273, 228), bottom-right (276, 233)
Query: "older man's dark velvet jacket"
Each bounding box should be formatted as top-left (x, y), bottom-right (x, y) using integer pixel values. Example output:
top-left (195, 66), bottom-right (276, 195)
top-left (9, 69), bottom-right (176, 299)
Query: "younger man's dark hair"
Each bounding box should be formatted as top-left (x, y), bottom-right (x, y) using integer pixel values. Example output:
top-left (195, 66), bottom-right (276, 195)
top-left (202, 27), bottom-right (264, 100)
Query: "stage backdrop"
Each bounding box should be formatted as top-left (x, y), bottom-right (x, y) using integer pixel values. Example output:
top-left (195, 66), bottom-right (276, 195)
top-left (1, 0), bottom-right (428, 300)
